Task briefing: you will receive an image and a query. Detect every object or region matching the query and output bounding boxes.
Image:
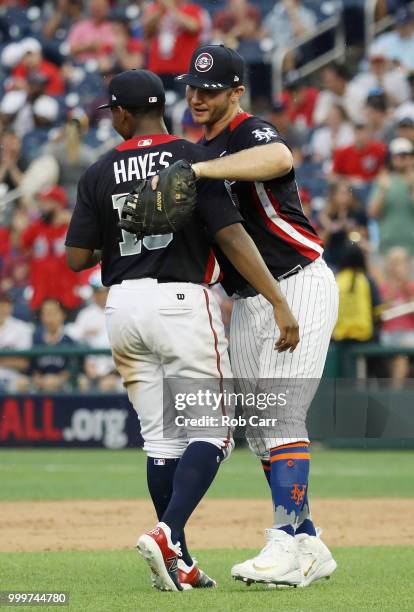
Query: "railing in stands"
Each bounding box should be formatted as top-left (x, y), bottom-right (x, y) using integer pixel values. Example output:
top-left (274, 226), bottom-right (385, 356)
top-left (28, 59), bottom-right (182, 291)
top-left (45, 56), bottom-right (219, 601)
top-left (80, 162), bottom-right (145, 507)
top-left (271, 13), bottom-right (346, 94)
top-left (365, 0), bottom-right (414, 48)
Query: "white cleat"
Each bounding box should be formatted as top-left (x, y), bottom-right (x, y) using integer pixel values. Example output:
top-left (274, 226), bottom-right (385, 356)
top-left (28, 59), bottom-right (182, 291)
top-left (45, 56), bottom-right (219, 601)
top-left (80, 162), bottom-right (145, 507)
top-left (231, 529), bottom-right (302, 587)
top-left (296, 531), bottom-right (337, 587)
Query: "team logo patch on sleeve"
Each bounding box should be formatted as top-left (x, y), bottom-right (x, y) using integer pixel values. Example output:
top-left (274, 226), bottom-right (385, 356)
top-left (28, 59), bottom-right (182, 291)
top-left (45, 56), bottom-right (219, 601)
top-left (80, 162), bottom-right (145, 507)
top-left (195, 52), bottom-right (214, 72)
top-left (252, 127), bottom-right (278, 143)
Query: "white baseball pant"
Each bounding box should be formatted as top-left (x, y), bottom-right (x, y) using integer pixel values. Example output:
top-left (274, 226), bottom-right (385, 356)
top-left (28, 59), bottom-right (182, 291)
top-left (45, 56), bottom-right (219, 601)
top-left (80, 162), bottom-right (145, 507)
top-left (229, 257), bottom-right (339, 456)
top-left (105, 279), bottom-right (234, 459)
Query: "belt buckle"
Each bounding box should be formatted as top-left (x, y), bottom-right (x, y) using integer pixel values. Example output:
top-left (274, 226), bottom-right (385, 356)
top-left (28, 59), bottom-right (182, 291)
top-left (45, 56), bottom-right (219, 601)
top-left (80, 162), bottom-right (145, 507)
top-left (277, 264), bottom-right (303, 282)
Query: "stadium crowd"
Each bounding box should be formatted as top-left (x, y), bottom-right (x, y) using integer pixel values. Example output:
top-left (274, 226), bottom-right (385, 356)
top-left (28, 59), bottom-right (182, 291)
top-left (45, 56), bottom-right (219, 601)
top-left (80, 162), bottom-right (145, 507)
top-left (1, 0), bottom-right (414, 392)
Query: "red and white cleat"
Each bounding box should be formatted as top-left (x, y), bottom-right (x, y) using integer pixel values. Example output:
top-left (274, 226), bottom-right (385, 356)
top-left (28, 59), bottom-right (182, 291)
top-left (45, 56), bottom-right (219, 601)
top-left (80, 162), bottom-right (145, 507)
top-left (137, 522), bottom-right (183, 592)
top-left (178, 560), bottom-right (217, 589)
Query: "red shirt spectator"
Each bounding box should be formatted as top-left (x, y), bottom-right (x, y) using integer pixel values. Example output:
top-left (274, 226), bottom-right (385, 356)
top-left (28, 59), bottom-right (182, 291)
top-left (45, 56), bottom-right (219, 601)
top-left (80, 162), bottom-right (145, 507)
top-left (381, 247), bottom-right (414, 334)
top-left (213, 0), bottom-right (261, 46)
top-left (21, 186), bottom-right (82, 312)
top-left (332, 123), bottom-right (386, 182)
top-left (67, 0), bottom-right (115, 62)
top-left (11, 38), bottom-right (64, 96)
top-left (381, 281), bottom-right (414, 332)
top-left (144, 0), bottom-right (204, 77)
top-left (280, 84), bottom-right (319, 129)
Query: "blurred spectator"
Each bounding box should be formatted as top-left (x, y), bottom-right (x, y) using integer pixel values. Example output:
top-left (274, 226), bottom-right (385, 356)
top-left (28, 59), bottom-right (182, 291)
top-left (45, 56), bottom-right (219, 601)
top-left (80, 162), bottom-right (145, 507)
top-left (313, 63), bottom-right (364, 125)
top-left (263, 0), bottom-right (317, 54)
top-left (0, 292), bottom-right (31, 392)
top-left (318, 180), bottom-right (368, 270)
top-left (0, 208), bottom-right (31, 321)
top-left (368, 137), bottom-right (414, 255)
top-left (32, 95), bottom-right (60, 128)
top-left (392, 116), bottom-right (414, 145)
top-left (280, 75), bottom-right (319, 129)
top-left (350, 45), bottom-right (410, 111)
top-left (181, 107), bottom-right (203, 142)
top-left (69, 272), bottom-right (120, 391)
top-left (0, 90), bottom-right (28, 137)
top-left (67, 0), bottom-right (115, 63)
top-left (1, 75), bottom-right (57, 140)
top-left (42, 107), bottom-right (97, 204)
top-left (31, 298), bottom-right (75, 392)
top-left (21, 185), bottom-right (84, 316)
top-left (43, 0), bottom-right (84, 41)
top-left (0, 130), bottom-right (28, 192)
top-left (380, 247), bottom-right (414, 385)
top-left (143, 0), bottom-right (206, 90)
top-left (394, 72), bottom-right (414, 121)
top-left (375, 6), bottom-right (414, 71)
top-left (12, 38), bottom-right (65, 96)
top-left (98, 17), bottom-right (145, 73)
top-left (1, 42), bottom-right (25, 73)
top-left (309, 104), bottom-right (354, 163)
top-left (332, 121), bottom-right (386, 185)
top-left (333, 243), bottom-right (381, 343)
top-left (19, 95), bottom-right (60, 161)
top-left (364, 91), bottom-right (394, 142)
top-left (212, 0), bottom-right (262, 50)
top-left (269, 99), bottom-right (306, 163)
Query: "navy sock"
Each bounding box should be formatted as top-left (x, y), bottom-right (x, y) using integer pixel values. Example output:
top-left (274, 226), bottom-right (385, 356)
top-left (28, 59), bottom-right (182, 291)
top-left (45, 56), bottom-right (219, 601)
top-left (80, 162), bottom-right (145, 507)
top-left (270, 443), bottom-right (310, 536)
top-left (162, 442), bottom-right (223, 543)
top-left (261, 459), bottom-right (271, 487)
top-left (146, 457), bottom-right (193, 566)
top-left (295, 489), bottom-right (317, 536)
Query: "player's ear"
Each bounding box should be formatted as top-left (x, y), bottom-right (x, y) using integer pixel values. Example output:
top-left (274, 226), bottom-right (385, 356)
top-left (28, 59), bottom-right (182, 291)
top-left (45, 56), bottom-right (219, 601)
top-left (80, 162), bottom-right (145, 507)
top-left (230, 86), bottom-right (245, 103)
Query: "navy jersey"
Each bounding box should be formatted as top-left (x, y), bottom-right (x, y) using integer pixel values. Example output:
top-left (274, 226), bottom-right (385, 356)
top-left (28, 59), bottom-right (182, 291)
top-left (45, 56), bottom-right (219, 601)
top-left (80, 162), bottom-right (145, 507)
top-left (200, 112), bottom-right (324, 292)
top-left (65, 134), bottom-right (242, 286)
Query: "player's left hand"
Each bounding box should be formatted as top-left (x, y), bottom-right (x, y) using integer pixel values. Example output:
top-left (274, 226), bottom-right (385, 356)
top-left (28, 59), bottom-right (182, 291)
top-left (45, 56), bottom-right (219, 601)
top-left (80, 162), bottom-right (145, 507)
top-left (273, 301), bottom-right (299, 353)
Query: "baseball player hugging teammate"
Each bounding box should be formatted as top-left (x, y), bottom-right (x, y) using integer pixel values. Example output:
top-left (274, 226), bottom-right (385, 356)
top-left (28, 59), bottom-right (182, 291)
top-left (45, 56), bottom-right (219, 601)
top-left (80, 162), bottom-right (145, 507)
top-left (172, 45), bottom-right (339, 587)
top-left (65, 69), bottom-right (298, 592)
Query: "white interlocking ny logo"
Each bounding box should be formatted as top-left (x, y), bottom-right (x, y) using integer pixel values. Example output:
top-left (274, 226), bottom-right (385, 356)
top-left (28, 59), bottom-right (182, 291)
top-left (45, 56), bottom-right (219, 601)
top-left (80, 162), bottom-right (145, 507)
top-left (252, 128), bottom-right (277, 143)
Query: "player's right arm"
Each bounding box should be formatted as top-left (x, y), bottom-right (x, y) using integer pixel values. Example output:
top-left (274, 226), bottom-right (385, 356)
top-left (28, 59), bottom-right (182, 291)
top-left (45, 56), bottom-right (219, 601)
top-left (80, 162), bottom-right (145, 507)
top-left (198, 179), bottom-right (299, 352)
top-left (65, 167), bottom-right (103, 272)
top-left (215, 224), bottom-right (299, 352)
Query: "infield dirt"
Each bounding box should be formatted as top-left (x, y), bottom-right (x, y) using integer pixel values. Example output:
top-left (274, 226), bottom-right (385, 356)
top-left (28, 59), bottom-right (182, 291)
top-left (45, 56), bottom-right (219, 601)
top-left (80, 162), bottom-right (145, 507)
top-left (1, 498), bottom-right (413, 552)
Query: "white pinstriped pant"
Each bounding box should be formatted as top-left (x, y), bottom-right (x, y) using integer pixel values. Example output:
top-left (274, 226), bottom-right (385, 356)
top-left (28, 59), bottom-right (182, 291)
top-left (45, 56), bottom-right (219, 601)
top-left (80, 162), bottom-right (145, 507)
top-left (229, 257), bottom-right (339, 457)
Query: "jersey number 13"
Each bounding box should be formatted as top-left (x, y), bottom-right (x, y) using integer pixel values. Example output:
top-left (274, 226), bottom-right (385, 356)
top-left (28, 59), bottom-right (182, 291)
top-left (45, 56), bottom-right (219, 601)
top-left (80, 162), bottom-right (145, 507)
top-left (112, 194), bottom-right (173, 256)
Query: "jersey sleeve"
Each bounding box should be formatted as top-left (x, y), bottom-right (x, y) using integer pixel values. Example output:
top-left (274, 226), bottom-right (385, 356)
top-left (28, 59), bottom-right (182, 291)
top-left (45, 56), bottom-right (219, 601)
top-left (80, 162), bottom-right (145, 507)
top-left (229, 117), bottom-right (287, 153)
top-left (195, 178), bottom-right (243, 237)
top-left (65, 168), bottom-right (102, 250)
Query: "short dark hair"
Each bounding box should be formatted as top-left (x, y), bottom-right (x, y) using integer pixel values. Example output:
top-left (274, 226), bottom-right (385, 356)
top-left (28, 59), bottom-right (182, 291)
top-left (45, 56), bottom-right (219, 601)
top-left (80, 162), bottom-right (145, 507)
top-left (366, 93), bottom-right (387, 112)
top-left (39, 298), bottom-right (66, 314)
top-left (338, 243), bottom-right (367, 272)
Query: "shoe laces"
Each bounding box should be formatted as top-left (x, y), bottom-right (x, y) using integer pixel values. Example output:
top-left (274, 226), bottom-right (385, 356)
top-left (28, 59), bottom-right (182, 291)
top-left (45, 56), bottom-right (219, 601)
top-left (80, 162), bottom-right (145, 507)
top-left (260, 529), bottom-right (292, 556)
top-left (173, 540), bottom-right (183, 558)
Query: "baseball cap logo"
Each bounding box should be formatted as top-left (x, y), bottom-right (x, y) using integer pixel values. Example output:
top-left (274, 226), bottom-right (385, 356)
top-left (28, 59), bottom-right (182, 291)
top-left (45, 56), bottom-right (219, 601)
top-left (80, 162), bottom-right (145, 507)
top-left (112, 94), bottom-right (117, 100)
top-left (195, 52), bottom-right (213, 72)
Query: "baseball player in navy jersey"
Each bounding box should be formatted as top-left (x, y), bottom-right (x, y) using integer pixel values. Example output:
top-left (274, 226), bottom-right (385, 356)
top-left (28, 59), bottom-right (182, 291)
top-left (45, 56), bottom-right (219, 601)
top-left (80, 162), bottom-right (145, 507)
top-left (65, 70), bottom-right (299, 592)
top-left (175, 45), bottom-right (339, 587)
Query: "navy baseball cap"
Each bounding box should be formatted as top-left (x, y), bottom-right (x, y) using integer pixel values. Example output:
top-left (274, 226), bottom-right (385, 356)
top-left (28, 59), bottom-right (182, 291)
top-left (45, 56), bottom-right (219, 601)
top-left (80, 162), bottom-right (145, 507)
top-left (175, 44), bottom-right (245, 90)
top-left (97, 69), bottom-right (165, 110)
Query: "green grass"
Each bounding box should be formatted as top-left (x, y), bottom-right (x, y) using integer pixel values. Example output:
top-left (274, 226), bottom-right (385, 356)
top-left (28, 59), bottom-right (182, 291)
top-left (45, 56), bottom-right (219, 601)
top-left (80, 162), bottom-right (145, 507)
top-left (1, 547), bottom-right (413, 611)
top-left (0, 448), bottom-right (414, 501)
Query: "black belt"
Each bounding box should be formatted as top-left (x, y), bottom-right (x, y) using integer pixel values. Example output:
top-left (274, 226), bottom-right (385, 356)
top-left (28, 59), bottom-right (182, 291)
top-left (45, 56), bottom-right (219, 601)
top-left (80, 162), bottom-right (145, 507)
top-left (236, 264), bottom-right (304, 298)
top-left (156, 278), bottom-right (181, 283)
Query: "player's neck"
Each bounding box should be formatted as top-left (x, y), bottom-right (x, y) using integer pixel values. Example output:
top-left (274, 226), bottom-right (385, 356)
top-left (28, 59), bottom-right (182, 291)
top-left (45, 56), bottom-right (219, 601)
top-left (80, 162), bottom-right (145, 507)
top-left (130, 120), bottom-right (168, 139)
top-left (204, 106), bottom-right (243, 141)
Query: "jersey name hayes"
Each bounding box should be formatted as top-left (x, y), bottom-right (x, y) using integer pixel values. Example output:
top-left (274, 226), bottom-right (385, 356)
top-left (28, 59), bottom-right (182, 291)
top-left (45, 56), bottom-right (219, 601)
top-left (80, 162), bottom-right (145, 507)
top-left (113, 151), bottom-right (173, 184)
